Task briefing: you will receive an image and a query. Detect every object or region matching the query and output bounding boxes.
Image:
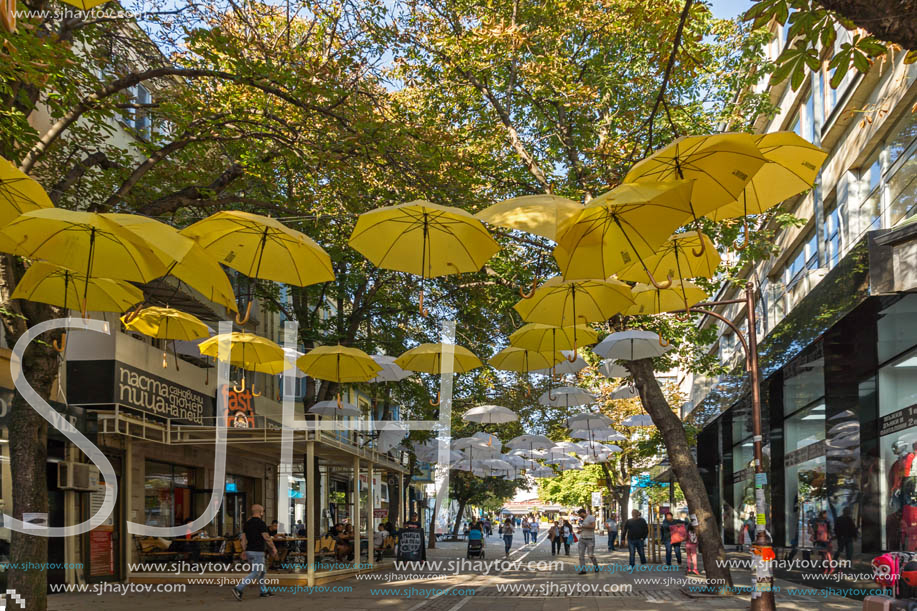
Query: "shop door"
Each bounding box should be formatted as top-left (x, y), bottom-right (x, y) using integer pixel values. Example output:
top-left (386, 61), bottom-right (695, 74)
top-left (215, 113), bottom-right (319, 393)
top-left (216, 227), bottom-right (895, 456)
top-left (221, 493), bottom-right (246, 537)
top-left (83, 454), bottom-right (121, 583)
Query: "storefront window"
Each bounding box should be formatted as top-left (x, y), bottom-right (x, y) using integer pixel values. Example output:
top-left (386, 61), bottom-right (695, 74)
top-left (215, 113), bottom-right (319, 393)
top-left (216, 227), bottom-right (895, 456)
top-left (144, 461), bottom-right (197, 528)
top-left (783, 403), bottom-right (827, 546)
top-left (783, 351), bottom-right (825, 416)
top-left (878, 295), bottom-right (917, 365)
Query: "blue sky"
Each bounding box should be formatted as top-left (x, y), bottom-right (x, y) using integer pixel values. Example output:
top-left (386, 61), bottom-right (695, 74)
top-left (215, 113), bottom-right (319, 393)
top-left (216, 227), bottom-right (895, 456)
top-left (709, 0), bottom-right (752, 20)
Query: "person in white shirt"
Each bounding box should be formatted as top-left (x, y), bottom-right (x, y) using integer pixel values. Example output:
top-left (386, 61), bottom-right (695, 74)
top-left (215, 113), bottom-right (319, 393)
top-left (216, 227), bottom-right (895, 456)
top-left (576, 507), bottom-right (598, 574)
top-left (605, 515), bottom-right (618, 551)
top-left (529, 518), bottom-right (539, 543)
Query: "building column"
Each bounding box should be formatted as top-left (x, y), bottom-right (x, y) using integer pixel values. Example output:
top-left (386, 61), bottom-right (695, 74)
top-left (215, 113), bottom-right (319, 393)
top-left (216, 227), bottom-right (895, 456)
top-left (367, 462), bottom-right (374, 569)
top-left (306, 441), bottom-right (315, 588)
top-left (352, 455), bottom-right (360, 569)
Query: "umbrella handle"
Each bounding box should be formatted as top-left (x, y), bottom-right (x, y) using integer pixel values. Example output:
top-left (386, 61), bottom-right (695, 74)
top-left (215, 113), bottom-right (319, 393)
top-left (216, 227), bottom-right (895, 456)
top-left (123, 303), bottom-right (144, 323)
top-left (251, 383), bottom-right (262, 398)
top-left (80, 298), bottom-right (88, 319)
top-left (518, 279), bottom-right (537, 299)
top-left (645, 269), bottom-right (673, 290)
top-left (234, 375), bottom-right (246, 393)
top-left (566, 349), bottom-right (577, 363)
top-left (235, 301), bottom-right (253, 325)
top-left (691, 225), bottom-right (708, 258)
top-left (429, 391), bottom-right (441, 406)
top-left (52, 333), bottom-right (67, 353)
top-left (419, 291), bottom-right (429, 317)
top-left (673, 309), bottom-right (692, 322)
top-left (162, 350), bottom-right (169, 369)
top-left (658, 334), bottom-right (670, 348)
top-left (733, 218), bottom-right (750, 251)
top-left (336, 393), bottom-right (342, 408)
top-left (547, 388), bottom-right (558, 402)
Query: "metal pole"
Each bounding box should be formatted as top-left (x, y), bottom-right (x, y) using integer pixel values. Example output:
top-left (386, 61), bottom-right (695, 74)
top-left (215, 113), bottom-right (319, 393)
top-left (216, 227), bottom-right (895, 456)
top-left (306, 440), bottom-right (315, 587)
top-left (746, 282), bottom-right (777, 611)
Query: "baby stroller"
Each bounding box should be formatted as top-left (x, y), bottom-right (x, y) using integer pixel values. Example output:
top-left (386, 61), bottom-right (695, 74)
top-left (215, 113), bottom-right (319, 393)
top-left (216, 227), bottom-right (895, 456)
top-left (467, 537), bottom-right (485, 559)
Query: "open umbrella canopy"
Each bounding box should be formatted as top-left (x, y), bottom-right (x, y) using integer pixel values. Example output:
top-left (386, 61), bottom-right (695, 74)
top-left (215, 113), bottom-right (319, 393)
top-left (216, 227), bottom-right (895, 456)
top-left (368, 354), bottom-right (413, 383)
top-left (0, 156), bottom-right (54, 227)
top-left (472, 431), bottom-right (502, 447)
top-left (599, 359), bottom-right (629, 379)
top-left (553, 180), bottom-right (696, 282)
top-left (503, 454), bottom-right (527, 468)
top-left (553, 441), bottom-right (586, 454)
top-left (122, 306), bottom-right (209, 341)
top-left (105, 214), bottom-right (238, 313)
top-left (459, 444), bottom-right (504, 459)
top-left (622, 414), bottom-right (655, 427)
top-left (509, 323), bottom-right (598, 353)
top-left (513, 276), bottom-right (634, 326)
top-left (198, 332), bottom-right (285, 374)
top-left (506, 434), bottom-right (555, 450)
top-left (4, 209), bottom-right (167, 286)
top-left (376, 424), bottom-right (408, 452)
top-left (616, 231), bottom-right (719, 284)
top-left (308, 400), bottom-right (361, 418)
top-left (180, 210), bottom-right (334, 287)
top-left (624, 133), bottom-right (767, 214)
top-left (610, 384), bottom-right (639, 400)
top-left (488, 346), bottom-right (563, 373)
top-left (462, 404), bottom-right (519, 424)
top-left (546, 455), bottom-right (581, 466)
top-left (626, 280), bottom-right (708, 315)
top-left (540, 386), bottom-right (595, 407)
top-left (594, 330), bottom-right (673, 360)
top-left (452, 437), bottom-right (491, 451)
top-left (349, 200), bottom-right (499, 278)
top-left (12, 261), bottom-right (142, 313)
top-left (707, 132), bottom-right (828, 221)
top-left (474, 195), bottom-right (583, 240)
top-left (571, 427), bottom-right (622, 441)
top-left (566, 412), bottom-right (613, 429)
top-left (297, 345), bottom-right (381, 383)
top-left (394, 342), bottom-right (483, 374)
top-left (529, 466), bottom-right (557, 477)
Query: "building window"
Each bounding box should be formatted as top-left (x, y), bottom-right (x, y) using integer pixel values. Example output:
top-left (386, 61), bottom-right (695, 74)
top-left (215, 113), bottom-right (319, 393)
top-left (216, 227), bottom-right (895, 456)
top-left (144, 461), bottom-right (195, 528)
top-left (783, 402), bottom-right (827, 547)
top-left (823, 200), bottom-right (842, 268)
top-left (793, 88), bottom-right (816, 143)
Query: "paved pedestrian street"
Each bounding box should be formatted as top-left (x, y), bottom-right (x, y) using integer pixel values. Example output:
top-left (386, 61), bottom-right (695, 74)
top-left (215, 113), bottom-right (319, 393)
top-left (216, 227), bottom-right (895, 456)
top-left (48, 536), bottom-right (863, 611)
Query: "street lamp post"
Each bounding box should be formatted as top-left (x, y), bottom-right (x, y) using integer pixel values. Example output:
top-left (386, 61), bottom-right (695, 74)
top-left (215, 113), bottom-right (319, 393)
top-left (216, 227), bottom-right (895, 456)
top-left (680, 281), bottom-right (776, 611)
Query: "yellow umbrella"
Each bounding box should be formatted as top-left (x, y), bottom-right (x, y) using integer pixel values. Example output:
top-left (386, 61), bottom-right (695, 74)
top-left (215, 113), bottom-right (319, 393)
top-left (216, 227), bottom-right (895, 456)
top-left (616, 231), bottom-right (719, 284)
top-left (553, 181), bottom-right (694, 284)
top-left (296, 345), bottom-right (382, 383)
top-left (706, 132), bottom-right (828, 248)
top-left (58, 0), bottom-right (112, 9)
top-left (181, 211), bottom-right (334, 323)
top-left (0, 156), bottom-right (54, 228)
top-left (105, 214), bottom-right (237, 314)
top-left (199, 332), bottom-right (285, 395)
top-left (488, 346), bottom-right (563, 373)
top-left (3, 209), bottom-right (166, 315)
top-left (512, 276), bottom-right (634, 355)
top-left (122, 306), bottom-right (210, 370)
top-left (625, 280), bottom-right (708, 315)
top-left (348, 200), bottom-right (499, 315)
top-left (509, 323), bottom-right (598, 353)
top-left (474, 195), bottom-right (583, 240)
top-left (395, 342), bottom-right (483, 406)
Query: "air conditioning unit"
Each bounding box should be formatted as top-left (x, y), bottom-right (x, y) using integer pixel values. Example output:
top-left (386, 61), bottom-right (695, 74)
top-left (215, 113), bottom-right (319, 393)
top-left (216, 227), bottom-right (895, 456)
top-left (57, 462), bottom-right (98, 491)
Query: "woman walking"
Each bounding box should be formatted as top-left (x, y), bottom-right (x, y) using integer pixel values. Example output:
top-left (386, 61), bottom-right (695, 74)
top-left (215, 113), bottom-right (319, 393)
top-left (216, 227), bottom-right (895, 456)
top-left (685, 523), bottom-right (700, 575)
top-left (548, 521), bottom-right (559, 556)
top-left (522, 517), bottom-right (530, 544)
top-left (562, 519), bottom-right (574, 556)
top-left (811, 510), bottom-right (835, 574)
top-left (502, 518), bottom-right (515, 557)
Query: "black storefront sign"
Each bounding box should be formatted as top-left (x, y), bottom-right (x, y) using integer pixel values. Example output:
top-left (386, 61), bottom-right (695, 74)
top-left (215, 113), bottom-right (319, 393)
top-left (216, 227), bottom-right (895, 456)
top-left (730, 466), bottom-right (753, 484)
top-left (67, 360), bottom-right (214, 425)
top-left (879, 404), bottom-right (917, 438)
top-left (784, 439), bottom-right (827, 468)
top-left (0, 388), bottom-right (94, 439)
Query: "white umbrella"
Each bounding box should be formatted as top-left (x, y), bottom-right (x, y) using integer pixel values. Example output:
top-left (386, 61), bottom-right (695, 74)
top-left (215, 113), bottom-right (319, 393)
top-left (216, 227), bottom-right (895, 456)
top-left (546, 455), bottom-right (580, 466)
top-left (594, 330), bottom-right (673, 361)
top-left (280, 347), bottom-right (307, 378)
top-left (503, 454), bottom-right (527, 468)
top-left (611, 384), bottom-right (639, 400)
top-left (533, 351), bottom-right (587, 375)
top-left (553, 458), bottom-right (583, 472)
top-left (604, 444), bottom-right (623, 453)
top-left (369, 355), bottom-right (413, 383)
top-left (412, 441), bottom-right (462, 463)
top-left (481, 458), bottom-right (512, 470)
top-left (529, 467), bottom-right (556, 477)
top-left (571, 428), bottom-right (625, 443)
top-left (308, 400), bottom-right (361, 417)
top-left (582, 453), bottom-right (611, 464)
top-left (507, 434), bottom-right (555, 451)
top-left (566, 413), bottom-right (613, 429)
top-left (622, 414), bottom-right (655, 427)
top-left (539, 386), bottom-right (595, 407)
top-left (462, 404), bottom-right (518, 424)
top-left (553, 441), bottom-right (586, 454)
top-left (472, 431), bottom-right (502, 447)
top-left (460, 444), bottom-right (503, 460)
top-left (376, 422), bottom-right (408, 452)
top-left (600, 359), bottom-right (629, 379)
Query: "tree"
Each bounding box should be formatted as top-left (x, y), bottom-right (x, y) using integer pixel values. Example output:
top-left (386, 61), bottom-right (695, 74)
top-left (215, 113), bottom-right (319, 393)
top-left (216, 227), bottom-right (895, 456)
top-left (539, 465), bottom-right (607, 508)
top-left (448, 471), bottom-right (525, 536)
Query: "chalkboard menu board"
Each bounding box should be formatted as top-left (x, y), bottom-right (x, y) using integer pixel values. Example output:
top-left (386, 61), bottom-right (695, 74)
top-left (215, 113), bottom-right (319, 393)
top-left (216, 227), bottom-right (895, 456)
top-left (397, 527), bottom-right (425, 562)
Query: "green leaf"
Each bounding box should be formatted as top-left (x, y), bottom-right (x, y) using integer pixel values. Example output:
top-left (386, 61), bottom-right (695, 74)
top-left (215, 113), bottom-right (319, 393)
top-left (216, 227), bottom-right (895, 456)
top-left (829, 59), bottom-right (850, 88)
top-left (856, 37), bottom-right (888, 57)
top-left (852, 49), bottom-right (870, 73)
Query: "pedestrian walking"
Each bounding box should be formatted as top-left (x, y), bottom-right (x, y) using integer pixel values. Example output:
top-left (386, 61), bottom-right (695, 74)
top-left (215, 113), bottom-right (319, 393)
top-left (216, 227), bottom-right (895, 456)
top-left (232, 504), bottom-right (278, 601)
top-left (530, 518), bottom-right (539, 543)
top-left (562, 519), bottom-right (574, 556)
top-left (605, 515), bottom-right (618, 551)
top-left (576, 508), bottom-right (598, 574)
top-left (522, 517), bottom-right (531, 544)
top-left (835, 507), bottom-right (857, 563)
top-left (622, 509), bottom-right (648, 567)
top-left (810, 510), bottom-right (835, 574)
top-left (685, 523), bottom-right (700, 575)
top-left (502, 518), bottom-right (515, 556)
top-left (548, 521), bottom-right (559, 555)
top-left (661, 511), bottom-right (684, 566)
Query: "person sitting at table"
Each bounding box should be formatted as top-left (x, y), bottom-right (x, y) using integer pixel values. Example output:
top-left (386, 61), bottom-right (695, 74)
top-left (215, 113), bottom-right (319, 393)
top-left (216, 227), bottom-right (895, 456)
top-left (168, 518), bottom-right (201, 562)
top-left (268, 520), bottom-right (290, 567)
top-left (373, 523), bottom-right (389, 560)
top-left (336, 523), bottom-right (355, 563)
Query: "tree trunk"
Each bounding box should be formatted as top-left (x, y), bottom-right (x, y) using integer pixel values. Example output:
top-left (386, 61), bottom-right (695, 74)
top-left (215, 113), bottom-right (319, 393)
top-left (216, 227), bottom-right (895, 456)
top-left (626, 358), bottom-right (733, 591)
top-left (451, 498), bottom-right (468, 536)
top-left (427, 498), bottom-right (438, 549)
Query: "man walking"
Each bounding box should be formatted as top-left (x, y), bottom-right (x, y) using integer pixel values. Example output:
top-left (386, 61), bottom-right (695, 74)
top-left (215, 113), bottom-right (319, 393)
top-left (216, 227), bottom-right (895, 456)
top-left (233, 504), bottom-right (278, 601)
top-left (605, 514), bottom-right (618, 551)
top-left (530, 518), bottom-right (539, 543)
top-left (622, 509), bottom-right (648, 568)
top-left (835, 507), bottom-right (857, 563)
top-left (576, 508), bottom-right (598, 574)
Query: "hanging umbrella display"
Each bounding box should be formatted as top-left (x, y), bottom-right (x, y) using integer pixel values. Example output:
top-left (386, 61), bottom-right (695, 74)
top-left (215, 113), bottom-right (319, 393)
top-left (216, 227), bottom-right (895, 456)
top-left (509, 323), bottom-right (597, 353)
top-left (622, 414), bottom-right (655, 427)
top-left (297, 345), bottom-right (381, 382)
top-left (503, 454), bottom-right (528, 468)
top-left (553, 181), bottom-right (695, 284)
top-left (462, 405), bottom-right (519, 424)
top-left (574, 428), bottom-right (626, 443)
top-left (625, 280), bottom-right (708, 316)
top-left (368, 355), bottom-right (413, 383)
top-left (3, 209), bottom-right (166, 315)
top-left (553, 441), bottom-right (586, 454)
top-left (599, 359), bottom-right (629, 379)
top-left (610, 384), bottom-right (639, 400)
top-left (706, 132), bottom-right (828, 248)
top-left (506, 434), bottom-right (555, 451)
top-left (567, 412), bottom-right (613, 430)
top-left (181, 211), bottom-right (334, 324)
top-left (594, 330), bottom-right (673, 360)
top-left (308, 400), bottom-right (361, 418)
top-left (616, 231), bottom-right (719, 286)
top-left (105, 214), bottom-right (238, 315)
top-left (12, 261), bottom-right (142, 352)
top-left (539, 385), bottom-right (595, 407)
top-left (122, 306), bottom-right (210, 370)
top-left (529, 466), bottom-right (557, 477)
top-left (472, 431), bottom-right (502, 447)
top-left (0, 156), bottom-right (54, 227)
top-left (348, 200), bottom-right (499, 316)
top-left (395, 342), bottom-right (483, 405)
top-left (474, 195), bottom-right (583, 241)
top-left (624, 133), bottom-right (768, 253)
top-left (375, 423), bottom-right (409, 452)
top-left (489, 346), bottom-right (563, 373)
top-left (198, 332), bottom-right (285, 396)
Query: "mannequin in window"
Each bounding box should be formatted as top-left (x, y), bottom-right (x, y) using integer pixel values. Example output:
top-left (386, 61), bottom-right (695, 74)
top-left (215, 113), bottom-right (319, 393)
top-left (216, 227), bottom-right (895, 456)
top-left (888, 439), bottom-right (909, 550)
top-left (901, 440), bottom-right (917, 550)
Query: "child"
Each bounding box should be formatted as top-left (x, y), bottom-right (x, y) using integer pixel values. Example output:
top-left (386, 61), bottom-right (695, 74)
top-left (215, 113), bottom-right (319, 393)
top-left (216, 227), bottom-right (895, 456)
top-left (685, 523), bottom-right (700, 575)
